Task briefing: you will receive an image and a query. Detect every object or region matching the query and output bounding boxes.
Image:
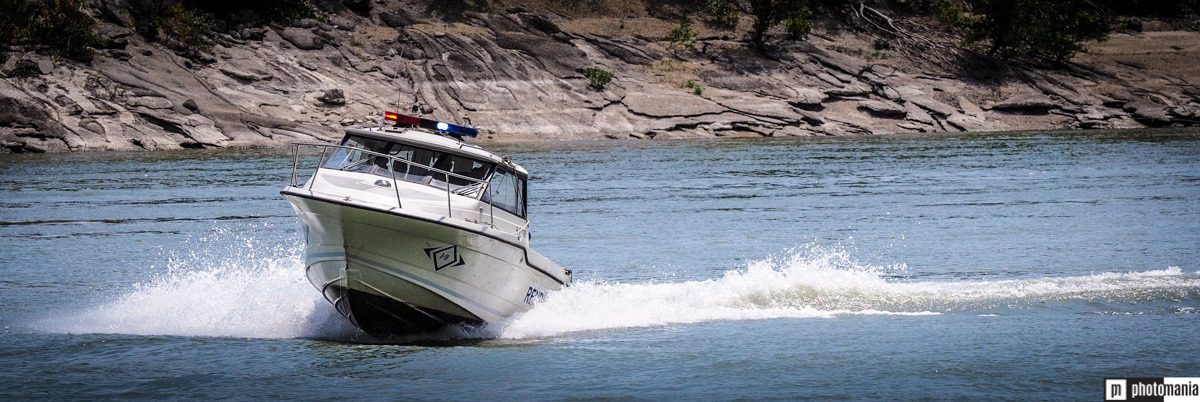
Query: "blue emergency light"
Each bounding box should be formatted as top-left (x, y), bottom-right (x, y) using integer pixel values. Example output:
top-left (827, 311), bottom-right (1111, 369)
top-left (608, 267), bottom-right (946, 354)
top-left (384, 112), bottom-right (479, 139)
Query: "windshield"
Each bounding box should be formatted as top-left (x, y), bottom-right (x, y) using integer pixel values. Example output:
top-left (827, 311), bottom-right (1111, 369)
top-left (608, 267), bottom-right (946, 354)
top-left (323, 135), bottom-right (494, 195)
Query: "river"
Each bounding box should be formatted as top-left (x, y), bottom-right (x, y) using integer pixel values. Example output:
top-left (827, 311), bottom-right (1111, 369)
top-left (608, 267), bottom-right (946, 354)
top-left (1, 129), bottom-right (1197, 399)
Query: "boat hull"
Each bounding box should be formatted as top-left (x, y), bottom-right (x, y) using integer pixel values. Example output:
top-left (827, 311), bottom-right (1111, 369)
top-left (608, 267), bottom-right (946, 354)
top-left (283, 189), bottom-right (566, 337)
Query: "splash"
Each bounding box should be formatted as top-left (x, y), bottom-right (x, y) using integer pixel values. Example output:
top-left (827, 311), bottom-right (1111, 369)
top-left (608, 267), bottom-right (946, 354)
top-left (497, 246), bottom-right (1200, 338)
top-left (37, 225), bottom-right (357, 340)
top-left (36, 232), bottom-right (1199, 341)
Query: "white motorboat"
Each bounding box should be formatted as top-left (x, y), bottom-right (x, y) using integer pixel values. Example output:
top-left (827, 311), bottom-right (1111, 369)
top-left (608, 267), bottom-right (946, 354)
top-left (281, 112), bottom-right (571, 337)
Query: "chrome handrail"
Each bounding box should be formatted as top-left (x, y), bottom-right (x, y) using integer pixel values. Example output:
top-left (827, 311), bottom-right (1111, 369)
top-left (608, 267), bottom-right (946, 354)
top-left (288, 143), bottom-right (526, 237)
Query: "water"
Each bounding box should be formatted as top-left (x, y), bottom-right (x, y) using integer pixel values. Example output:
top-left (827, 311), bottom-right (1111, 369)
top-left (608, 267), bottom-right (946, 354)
top-left (1, 130), bottom-right (1198, 399)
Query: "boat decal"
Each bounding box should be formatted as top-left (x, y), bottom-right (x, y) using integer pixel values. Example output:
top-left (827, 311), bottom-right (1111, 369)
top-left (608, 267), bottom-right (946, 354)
top-left (283, 190), bottom-right (566, 285)
top-left (352, 254), bottom-right (507, 319)
top-left (424, 245), bottom-right (466, 271)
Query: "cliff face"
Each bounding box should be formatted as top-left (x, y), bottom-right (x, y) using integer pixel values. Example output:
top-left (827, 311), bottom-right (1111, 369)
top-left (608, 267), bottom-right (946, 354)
top-left (1, 1), bottom-right (1198, 152)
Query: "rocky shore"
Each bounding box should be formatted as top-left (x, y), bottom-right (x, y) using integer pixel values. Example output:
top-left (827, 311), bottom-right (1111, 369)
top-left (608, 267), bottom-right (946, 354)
top-left (1, 1), bottom-right (1198, 152)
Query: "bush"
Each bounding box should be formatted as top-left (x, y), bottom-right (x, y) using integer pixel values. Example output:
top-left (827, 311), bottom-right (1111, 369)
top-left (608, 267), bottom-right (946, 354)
top-left (131, 1), bottom-right (214, 53)
top-left (665, 19), bottom-right (698, 51)
top-left (1, 0), bottom-right (98, 62)
top-left (964, 0), bottom-right (1114, 62)
top-left (706, 0), bottom-right (741, 28)
top-left (584, 67), bottom-right (613, 90)
top-left (747, 0), bottom-right (811, 44)
top-left (784, 5), bottom-right (812, 39)
top-left (685, 79), bottom-right (703, 96)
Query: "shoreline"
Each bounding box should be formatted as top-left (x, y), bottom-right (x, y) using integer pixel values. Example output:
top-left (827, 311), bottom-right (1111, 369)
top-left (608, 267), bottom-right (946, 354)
top-left (2, 2), bottom-right (1198, 153)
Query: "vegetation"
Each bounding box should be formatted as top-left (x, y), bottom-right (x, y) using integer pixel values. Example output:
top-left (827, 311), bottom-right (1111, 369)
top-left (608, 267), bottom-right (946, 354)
top-left (705, 0), bottom-right (741, 28)
top-left (961, 0), bottom-right (1115, 62)
top-left (665, 19), bottom-right (699, 51)
top-left (703, 0), bottom-right (812, 44)
top-left (0, 0), bottom-right (98, 62)
top-left (685, 79), bottom-right (704, 96)
top-left (584, 67), bottom-right (613, 90)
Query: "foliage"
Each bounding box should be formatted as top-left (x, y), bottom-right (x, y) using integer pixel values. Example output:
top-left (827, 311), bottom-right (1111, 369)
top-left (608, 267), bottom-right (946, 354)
top-left (747, 0), bottom-right (811, 44)
top-left (0, 0), bottom-right (98, 62)
top-left (962, 0), bottom-right (1114, 62)
top-left (706, 0), bottom-right (741, 28)
top-left (584, 67), bottom-right (613, 90)
top-left (131, 1), bottom-right (213, 53)
top-left (935, 0), bottom-right (966, 28)
top-left (665, 19), bottom-right (698, 51)
top-left (685, 79), bottom-right (703, 96)
top-left (783, 4), bottom-right (812, 39)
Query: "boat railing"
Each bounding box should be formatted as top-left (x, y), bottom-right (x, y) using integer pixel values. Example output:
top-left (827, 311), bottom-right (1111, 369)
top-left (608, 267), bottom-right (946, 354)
top-left (288, 143), bottom-right (522, 237)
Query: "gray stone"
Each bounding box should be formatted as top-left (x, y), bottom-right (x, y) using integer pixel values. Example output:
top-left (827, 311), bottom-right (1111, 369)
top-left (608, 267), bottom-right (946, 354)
top-left (219, 67), bottom-right (272, 82)
top-left (182, 99), bottom-right (199, 111)
top-left (990, 96), bottom-right (1060, 114)
top-left (789, 88), bottom-right (827, 110)
top-left (857, 100), bottom-right (906, 118)
top-left (1123, 100), bottom-right (1174, 126)
top-left (126, 96), bottom-right (174, 109)
top-left (908, 96), bottom-right (957, 117)
top-left (623, 92), bottom-right (725, 117)
top-left (278, 28), bottom-right (324, 50)
top-left (957, 96), bottom-right (984, 117)
top-left (36, 59), bottom-right (53, 75)
top-left (319, 89), bottom-right (346, 105)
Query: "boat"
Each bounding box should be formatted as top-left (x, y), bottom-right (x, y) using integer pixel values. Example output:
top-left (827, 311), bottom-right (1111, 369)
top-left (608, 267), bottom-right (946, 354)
top-left (281, 112), bottom-right (571, 337)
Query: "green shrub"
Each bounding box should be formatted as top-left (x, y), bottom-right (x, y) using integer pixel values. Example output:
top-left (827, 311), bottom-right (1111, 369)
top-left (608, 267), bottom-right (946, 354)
top-left (784, 5), bottom-right (812, 39)
top-left (964, 0), bottom-right (1114, 62)
top-left (1, 0), bottom-right (98, 62)
top-left (665, 19), bottom-right (698, 51)
top-left (706, 0), bottom-right (741, 28)
top-left (584, 67), bottom-right (613, 90)
top-left (684, 79), bottom-right (704, 96)
top-left (131, 1), bottom-right (213, 53)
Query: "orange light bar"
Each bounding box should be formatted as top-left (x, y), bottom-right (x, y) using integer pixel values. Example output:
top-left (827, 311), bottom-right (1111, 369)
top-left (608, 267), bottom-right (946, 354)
top-left (383, 111), bottom-right (399, 121)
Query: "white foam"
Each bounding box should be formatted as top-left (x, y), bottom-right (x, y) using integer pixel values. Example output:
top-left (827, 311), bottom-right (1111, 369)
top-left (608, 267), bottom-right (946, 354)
top-left (36, 233), bottom-right (1198, 341)
top-left (37, 225), bottom-right (357, 339)
top-left (497, 247), bottom-right (1199, 339)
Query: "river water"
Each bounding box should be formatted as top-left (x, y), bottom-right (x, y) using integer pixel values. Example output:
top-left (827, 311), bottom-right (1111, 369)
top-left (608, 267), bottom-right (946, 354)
top-left (1, 130), bottom-right (1197, 399)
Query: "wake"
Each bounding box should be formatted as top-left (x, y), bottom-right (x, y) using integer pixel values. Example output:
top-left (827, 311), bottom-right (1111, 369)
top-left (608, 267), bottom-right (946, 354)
top-left (35, 230), bottom-right (1200, 341)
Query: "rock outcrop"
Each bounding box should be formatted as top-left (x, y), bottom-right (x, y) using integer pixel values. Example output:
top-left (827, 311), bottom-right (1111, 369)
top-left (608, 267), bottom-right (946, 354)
top-left (1, 1), bottom-right (1198, 152)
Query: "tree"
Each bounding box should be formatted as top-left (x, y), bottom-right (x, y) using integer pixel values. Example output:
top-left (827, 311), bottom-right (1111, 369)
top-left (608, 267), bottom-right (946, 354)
top-left (963, 0), bottom-right (1114, 62)
top-left (706, 0), bottom-right (812, 44)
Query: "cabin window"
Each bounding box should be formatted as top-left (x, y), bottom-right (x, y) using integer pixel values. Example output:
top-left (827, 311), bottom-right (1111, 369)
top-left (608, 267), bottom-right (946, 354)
top-left (327, 135), bottom-right (493, 195)
top-left (487, 169), bottom-right (526, 218)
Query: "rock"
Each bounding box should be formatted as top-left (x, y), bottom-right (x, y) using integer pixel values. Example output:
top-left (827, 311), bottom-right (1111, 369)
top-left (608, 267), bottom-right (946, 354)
top-left (126, 96), bottom-right (174, 109)
top-left (990, 95), bottom-right (1059, 114)
top-left (278, 27), bottom-right (324, 50)
top-left (908, 96), bottom-right (957, 117)
top-left (53, 95), bottom-right (84, 116)
top-left (79, 119), bottom-right (105, 134)
top-left (623, 92), bottom-right (725, 117)
top-left (182, 99), bottom-right (199, 111)
top-left (825, 84), bottom-right (871, 99)
top-left (219, 67), bottom-right (272, 82)
top-left (239, 28), bottom-right (267, 41)
top-left (1123, 100), bottom-right (1174, 127)
top-left (319, 89), bottom-right (346, 105)
top-left (788, 88), bottom-right (827, 110)
top-left (876, 86), bottom-right (902, 101)
top-left (380, 11), bottom-right (414, 28)
top-left (957, 96), bottom-right (984, 117)
top-left (1142, 20), bottom-right (1172, 32)
top-left (946, 113), bottom-right (997, 131)
top-left (857, 100), bottom-right (906, 118)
